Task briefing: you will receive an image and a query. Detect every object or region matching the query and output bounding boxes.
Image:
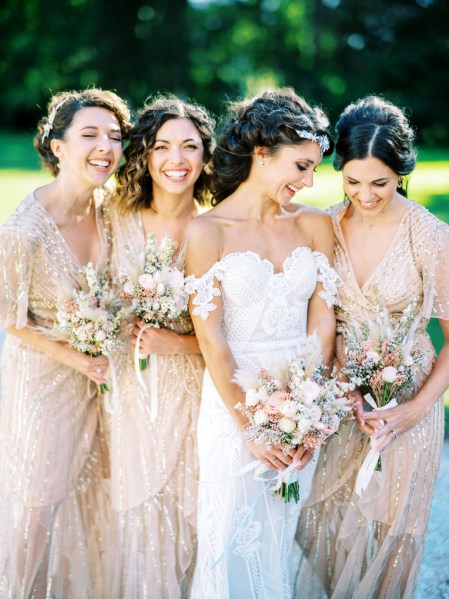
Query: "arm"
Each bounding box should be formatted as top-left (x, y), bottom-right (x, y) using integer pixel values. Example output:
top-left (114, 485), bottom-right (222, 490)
top-left (307, 213), bottom-right (337, 366)
top-left (6, 321), bottom-right (109, 385)
top-left (185, 218), bottom-right (294, 470)
top-left (365, 318), bottom-right (449, 451)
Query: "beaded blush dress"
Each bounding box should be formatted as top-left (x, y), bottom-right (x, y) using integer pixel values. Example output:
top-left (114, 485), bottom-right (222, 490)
top-left (296, 201), bottom-right (449, 599)
top-left (186, 248), bottom-right (339, 599)
top-left (0, 193), bottom-right (110, 598)
top-left (104, 210), bottom-right (205, 599)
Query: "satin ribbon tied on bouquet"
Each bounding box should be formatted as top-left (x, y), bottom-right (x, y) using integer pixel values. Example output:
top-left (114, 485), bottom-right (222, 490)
top-left (210, 458), bottom-right (300, 570)
top-left (355, 393), bottom-right (398, 496)
top-left (134, 322), bottom-right (160, 422)
top-left (102, 351), bottom-right (120, 421)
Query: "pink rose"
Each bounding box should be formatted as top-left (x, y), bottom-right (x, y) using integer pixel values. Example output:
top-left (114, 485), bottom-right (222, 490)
top-left (366, 351), bottom-right (380, 363)
top-left (381, 366), bottom-right (398, 383)
top-left (363, 339), bottom-right (375, 351)
top-left (95, 329), bottom-right (107, 342)
top-left (263, 390), bottom-right (288, 415)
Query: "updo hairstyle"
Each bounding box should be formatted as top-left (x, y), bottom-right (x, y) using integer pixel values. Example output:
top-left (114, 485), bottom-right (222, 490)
top-left (34, 88), bottom-right (132, 177)
top-left (116, 95), bottom-right (215, 213)
top-left (212, 88), bottom-right (333, 204)
top-left (334, 96), bottom-right (416, 196)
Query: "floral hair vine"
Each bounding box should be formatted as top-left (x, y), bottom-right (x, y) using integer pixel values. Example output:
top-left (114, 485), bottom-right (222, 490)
top-left (295, 130), bottom-right (330, 155)
top-left (42, 97), bottom-right (70, 142)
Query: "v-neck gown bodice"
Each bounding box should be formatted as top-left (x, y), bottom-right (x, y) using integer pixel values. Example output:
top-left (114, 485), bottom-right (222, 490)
top-left (296, 201), bottom-right (449, 599)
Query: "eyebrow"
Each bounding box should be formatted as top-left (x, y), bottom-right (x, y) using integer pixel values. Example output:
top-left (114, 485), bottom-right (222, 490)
top-left (154, 137), bottom-right (201, 143)
top-left (80, 125), bottom-right (121, 131)
top-left (346, 176), bottom-right (390, 183)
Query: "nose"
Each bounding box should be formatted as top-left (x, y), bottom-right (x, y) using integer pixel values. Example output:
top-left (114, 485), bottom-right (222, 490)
top-left (302, 169), bottom-right (314, 188)
top-left (358, 185), bottom-right (374, 202)
top-left (97, 134), bottom-right (112, 152)
top-left (168, 145), bottom-right (184, 164)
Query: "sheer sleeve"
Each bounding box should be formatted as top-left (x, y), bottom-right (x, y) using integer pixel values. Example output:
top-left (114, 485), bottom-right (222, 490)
top-left (413, 207), bottom-right (449, 320)
top-left (313, 251), bottom-right (340, 308)
top-left (185, 266), bottom-right (224, 321)
top-left (0, 227), bottom-right (34, 329)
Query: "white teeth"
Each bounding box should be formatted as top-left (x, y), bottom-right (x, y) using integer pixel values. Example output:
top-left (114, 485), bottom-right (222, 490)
top-left (287, 184), bottom-right (299, 193)
top-left (89, 160), bottom-right (110, 168)
top-left (360, 200), bottom-right (378, 208)
top-left (165, 170), bottom-right (188, 179)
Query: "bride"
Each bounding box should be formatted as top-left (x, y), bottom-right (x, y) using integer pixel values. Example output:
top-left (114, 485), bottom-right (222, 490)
top-left (186, 88), bottom-right (338, 598)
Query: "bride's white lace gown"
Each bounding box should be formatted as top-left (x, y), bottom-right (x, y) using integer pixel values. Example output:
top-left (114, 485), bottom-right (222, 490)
top-left (186, 248), bottom-right (338, 599)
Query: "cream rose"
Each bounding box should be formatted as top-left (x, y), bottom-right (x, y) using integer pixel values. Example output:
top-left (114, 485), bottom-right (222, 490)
top-left (254, 410), bottom-right (269, 425)
top-left (124, 281), bottom-right (134, 295)
top-left (95, 329), bottom-right (107, 342)
top-left (245, 389), bottom-right (261, 407)
top-left (279, 400), bottom-right (297, 418)
top-left (279, 417), bottom-right (296, 434)
top-left (366, 351), bottom-right (380, 363)
top-left (138, 274), bottom-right (155, 290)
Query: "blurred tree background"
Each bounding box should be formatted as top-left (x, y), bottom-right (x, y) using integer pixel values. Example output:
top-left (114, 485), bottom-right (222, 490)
top-left (0, 0), bottom-right (448, 146)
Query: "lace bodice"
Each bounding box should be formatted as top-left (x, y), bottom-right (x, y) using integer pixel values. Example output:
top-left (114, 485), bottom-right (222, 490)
top-left (186, 247), bottom-right (338, 350)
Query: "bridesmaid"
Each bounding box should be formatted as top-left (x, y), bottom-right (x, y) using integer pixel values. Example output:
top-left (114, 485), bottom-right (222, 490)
top-left (297, 96), bottom-right (449, 599)
top-left (105, 95), bottom-right (214, 598)
top-left (0, 89), bottom-right (131, 598)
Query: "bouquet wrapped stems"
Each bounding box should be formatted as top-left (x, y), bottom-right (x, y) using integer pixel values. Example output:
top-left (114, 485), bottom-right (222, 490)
top-left (277, 480), bottom-right (300, 503)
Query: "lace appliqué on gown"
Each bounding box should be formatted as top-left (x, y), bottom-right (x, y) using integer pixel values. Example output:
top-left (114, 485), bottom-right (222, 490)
top-left (188, 247), bottom-right (339, 599)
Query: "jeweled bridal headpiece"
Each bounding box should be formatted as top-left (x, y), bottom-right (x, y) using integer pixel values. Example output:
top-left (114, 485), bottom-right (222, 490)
top-left (42, 98), bottom-right (70, 142)
top-left (295, 129), bottom-right (330, 155)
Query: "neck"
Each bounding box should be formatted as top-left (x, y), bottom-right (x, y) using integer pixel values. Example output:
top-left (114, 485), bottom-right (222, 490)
top-left (150, 189), bottom-right (197, 221)
top-left (230, 188), bottom-right (284, 223)
top-left (39, 176), bottom-right (97, 218)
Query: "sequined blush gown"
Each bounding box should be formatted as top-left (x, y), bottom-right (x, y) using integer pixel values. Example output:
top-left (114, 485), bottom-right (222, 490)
top-left (296, 201), bottom-right (449, 599)
top-left (104, 210), bottom-right (205, 599)
top-left (186, 247), bottom-right (339, 599)
top-left (0, 193), bottom-right (110, 598)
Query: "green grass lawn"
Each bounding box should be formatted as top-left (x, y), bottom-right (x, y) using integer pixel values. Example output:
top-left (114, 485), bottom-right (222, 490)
top-left (1, 132), bottom-right (449, 428)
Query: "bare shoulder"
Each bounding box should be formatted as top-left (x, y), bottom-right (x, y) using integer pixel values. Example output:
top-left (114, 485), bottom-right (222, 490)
top-left (185, 209), bottom-right (224, 274)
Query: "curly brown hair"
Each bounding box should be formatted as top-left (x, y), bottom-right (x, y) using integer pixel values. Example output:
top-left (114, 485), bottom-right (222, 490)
top-left (115, 95), bottom-right (215, 214)
top-left (212, 88), bottom-right (333, 204)
top-left (34, 88), bottom-right (132, 177)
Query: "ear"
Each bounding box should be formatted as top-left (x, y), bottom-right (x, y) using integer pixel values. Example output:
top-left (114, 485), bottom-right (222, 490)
top-left (50, 138), bottom-right (64, 159)
top-left (253, 146), bottom-right (268, 162)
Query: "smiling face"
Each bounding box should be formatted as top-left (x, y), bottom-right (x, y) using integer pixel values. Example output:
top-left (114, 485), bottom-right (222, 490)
top-left (259, 141), bottom-right (322, 207)
top-left (147, 117), bottom-right (204, 198)
top-left (51, 106), bottom-right (123, 187)
top-left (342, 156), bottom-right (402, 214)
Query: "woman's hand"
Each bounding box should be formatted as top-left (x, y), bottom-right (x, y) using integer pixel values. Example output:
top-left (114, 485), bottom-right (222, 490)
top-left (59, 344), bottom-right (109, 385)
top-left (349, 388), bottom-right (383, 436)
top-left (132, 318), bottom-right (180, 355)
top-left (245, 440), bottom-right (296, 471)
top-left (363, 396), bottom-right (429, 452)
top-left (292, 445), bottom-right (314, 472)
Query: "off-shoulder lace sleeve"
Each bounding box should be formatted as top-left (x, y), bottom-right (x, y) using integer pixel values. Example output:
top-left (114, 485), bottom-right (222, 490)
top-left (185, 267), bottom-right (223, 321)
top-left (413, 207), bottom-right (449, 320)
top-left (0, 227), bottom-right (33, 329)
top-left (313, 251), bottom-right (340, 308)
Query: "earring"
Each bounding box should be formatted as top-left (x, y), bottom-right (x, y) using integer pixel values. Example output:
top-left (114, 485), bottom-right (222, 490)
top-left (258, 160), bottom-right (264, 168)
top-left (397, 178), bottom-right (403, 188)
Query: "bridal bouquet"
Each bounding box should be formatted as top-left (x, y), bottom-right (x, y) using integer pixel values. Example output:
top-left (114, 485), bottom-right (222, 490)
top-left (234, 335), bottom-right (353, 502)
top-left (52, 262), bottom-right (133, 396)
top-left (339, 298), bottom-right (427, 494)
top-left (117, 233), bottom-right (188, 422)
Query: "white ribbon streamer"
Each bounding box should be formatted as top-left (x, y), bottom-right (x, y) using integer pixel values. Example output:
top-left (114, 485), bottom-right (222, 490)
top-left (355, 393), bottom-right (398, 496)
top-left (134, 322), bottom-right (160, 422)
top-left (102, 351), bottom-right (120, 421)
